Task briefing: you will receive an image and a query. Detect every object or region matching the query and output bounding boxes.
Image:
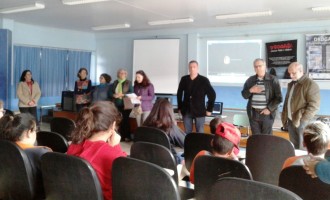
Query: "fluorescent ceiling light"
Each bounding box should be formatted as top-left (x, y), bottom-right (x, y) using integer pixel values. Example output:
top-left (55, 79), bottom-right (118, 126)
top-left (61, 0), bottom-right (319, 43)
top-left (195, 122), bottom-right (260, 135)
top-left (312, 6), bottom-right (330, 12)
top-left (148, 18), bottom-right (194, 26)
top-left (62, 0), bottom-right (110, 5)
top-left (92, 23), bottom-right (130, 31)
top-left (0, 2), bottom-right (45, 14)
top-left (216, 10), bottom-right (272, 20)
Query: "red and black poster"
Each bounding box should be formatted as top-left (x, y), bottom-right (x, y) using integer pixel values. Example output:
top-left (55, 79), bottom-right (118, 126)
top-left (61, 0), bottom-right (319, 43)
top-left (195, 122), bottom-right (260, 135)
top-left (266, 40), bottom-right (297, 79)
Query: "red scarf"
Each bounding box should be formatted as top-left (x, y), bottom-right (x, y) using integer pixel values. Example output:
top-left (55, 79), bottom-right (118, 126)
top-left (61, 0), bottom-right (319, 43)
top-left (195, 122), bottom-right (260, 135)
top-left (26, 81), bottom-right (33, 95)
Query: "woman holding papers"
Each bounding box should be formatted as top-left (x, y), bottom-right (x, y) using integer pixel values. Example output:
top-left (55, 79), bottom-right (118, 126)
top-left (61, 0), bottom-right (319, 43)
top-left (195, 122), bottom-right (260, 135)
top-left (109, 69), bottom-right (133, 142)
top-left (133, 70), bottom-right (155, 126)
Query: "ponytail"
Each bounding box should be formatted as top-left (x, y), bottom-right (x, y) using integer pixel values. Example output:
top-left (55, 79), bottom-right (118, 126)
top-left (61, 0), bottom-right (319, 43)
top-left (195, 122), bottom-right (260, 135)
top-left (71, 107), bottom-right (94, 144)
top-left (71, 101), bottom-right (121, 144)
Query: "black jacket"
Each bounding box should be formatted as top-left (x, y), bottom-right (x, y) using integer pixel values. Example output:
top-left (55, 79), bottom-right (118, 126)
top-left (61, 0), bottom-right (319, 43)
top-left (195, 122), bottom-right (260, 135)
top-left (241, 73), bottom-right (282, 119)
top-left (177, 74), bottom-right (216, 117)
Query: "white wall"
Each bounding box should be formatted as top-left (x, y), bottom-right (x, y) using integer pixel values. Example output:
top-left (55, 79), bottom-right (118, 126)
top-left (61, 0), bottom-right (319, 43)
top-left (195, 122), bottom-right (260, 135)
top-left (95, 19), bottom-right (330, 88)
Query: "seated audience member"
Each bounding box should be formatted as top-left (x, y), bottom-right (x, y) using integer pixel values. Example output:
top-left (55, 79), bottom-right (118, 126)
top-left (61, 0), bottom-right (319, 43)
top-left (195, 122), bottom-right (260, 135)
top-left (302, 122), bottom-right (330, 184)
top-left (67, 101), bottom-right (127, 200)
top-left (209, 117), bottom-right (223, 134)
top-left (0, 113), bottom-right (52, 198)
top-left (189, 122), bottom-right (241, 183)
top-left (283, 121), bottom-right (330, 169)
top-left (143, 98), bottom-right (186, 164)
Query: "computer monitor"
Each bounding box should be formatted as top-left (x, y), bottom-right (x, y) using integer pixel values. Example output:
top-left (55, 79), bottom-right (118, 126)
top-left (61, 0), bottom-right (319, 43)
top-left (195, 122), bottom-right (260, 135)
top-left (61, 91), bottom-right (75, 112)
top-left (212, 102), bottom-right (223, 116)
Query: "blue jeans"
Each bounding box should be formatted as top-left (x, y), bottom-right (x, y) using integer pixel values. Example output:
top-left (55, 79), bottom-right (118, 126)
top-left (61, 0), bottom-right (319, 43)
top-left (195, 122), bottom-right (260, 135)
top-left (183, 112), bottom-right (205, 133)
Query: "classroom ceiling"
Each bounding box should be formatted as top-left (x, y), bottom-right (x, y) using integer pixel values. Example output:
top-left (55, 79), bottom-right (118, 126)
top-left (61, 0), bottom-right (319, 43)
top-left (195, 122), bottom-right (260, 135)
top-left (1, 0), bottom-right (330, 33)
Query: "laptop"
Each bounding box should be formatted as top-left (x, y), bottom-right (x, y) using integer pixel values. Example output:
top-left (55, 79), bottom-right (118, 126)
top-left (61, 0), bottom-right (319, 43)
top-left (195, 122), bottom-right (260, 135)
top-left (211, 102), bottom-right (223, 116)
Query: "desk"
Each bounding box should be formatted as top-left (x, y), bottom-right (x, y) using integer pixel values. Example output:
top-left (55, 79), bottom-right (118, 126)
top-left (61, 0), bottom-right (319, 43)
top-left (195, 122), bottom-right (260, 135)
top-left (53, 110), bottom-right (139, 133)
top-left (53, 110), bottom-right (77, 121)
top-left (177, 120), bottom-right (289, 148)
top-left (39, 105), bottom-right (56, 123)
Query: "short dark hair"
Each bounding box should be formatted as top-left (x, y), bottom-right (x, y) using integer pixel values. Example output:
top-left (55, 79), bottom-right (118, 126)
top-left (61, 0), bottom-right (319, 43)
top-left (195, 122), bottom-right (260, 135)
top-left (77, 67), bottom-right (88, 79)
top-left (189, 60), bottom-right (199, 66)
top-left (212, 135), bottom-right (234, 155)
top-left (134, 70), bottom-right (151, 87)
top-left (100, 73), bottom-right (112, 83)
top-left (209, 117), bottom-right (223, 134)
top-left (19, 70), bottom-right (34, 83)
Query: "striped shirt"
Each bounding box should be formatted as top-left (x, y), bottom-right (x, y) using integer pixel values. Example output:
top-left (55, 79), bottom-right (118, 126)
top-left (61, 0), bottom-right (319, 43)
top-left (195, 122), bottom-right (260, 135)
top-left (251, 78), bottom-right (267, 109)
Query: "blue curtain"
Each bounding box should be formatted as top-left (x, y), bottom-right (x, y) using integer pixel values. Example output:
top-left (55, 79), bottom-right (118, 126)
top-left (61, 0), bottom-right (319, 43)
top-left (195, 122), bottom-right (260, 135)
top-left (40, 48), bottom-right (67, 96)
top-left (13, 46), bottom-right (92, 98)
top-left (67, 50), bottom-right (91, 90)
top-left (14, 46), bottom-right (41, 96)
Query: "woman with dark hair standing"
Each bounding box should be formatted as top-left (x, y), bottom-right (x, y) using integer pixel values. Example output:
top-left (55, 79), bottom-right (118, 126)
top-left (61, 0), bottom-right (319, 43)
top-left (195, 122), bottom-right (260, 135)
top-left (17, 70), bottom-right (41, 124)
top-left (109, 69), bottom-right (133, 142)
top-left (67, 101), bottom-right (127, 200)
top-left (134, 70), bottom-right (155, 126)
top-left (74, 67), bottom-right (92, 112)
top-left (92, 73), bottom-right (112, 103)
top-left (143, 98), bottom-right (186, 164)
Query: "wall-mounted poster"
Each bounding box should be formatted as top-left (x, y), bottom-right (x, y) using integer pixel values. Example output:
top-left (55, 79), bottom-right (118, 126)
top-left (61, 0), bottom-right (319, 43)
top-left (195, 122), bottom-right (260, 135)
top-left (266, 40), bottom-right (297, 79)
top-left (306, 34), bottom-right (330, 80)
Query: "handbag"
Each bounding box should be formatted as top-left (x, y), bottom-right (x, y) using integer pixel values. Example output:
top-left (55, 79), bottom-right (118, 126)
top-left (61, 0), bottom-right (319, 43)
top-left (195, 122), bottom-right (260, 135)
top-left (123, 97), bottom-right (134, 110)
top-left (132, 105), bottom-right (143, 116)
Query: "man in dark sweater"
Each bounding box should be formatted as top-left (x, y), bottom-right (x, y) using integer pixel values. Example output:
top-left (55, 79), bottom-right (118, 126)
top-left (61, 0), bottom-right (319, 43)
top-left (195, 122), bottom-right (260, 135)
top-left (177, 60), bottom-right (216, 133)
top-left (241, 58), bottom-right (282, 135)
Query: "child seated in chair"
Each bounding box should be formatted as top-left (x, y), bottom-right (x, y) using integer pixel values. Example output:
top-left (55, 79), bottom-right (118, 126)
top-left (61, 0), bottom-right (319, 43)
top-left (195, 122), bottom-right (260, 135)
top-left (282, 121), bottom-right (330, 169)
top-left (189, 122), bottom-right (241, 183)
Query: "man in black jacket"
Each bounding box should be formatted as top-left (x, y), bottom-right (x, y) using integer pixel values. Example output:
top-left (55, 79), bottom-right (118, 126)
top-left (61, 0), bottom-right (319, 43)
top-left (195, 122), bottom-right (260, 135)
top-left (241, 58), bottom-right (282, 135)
top-left (177, 60), bottom-right (216, 133)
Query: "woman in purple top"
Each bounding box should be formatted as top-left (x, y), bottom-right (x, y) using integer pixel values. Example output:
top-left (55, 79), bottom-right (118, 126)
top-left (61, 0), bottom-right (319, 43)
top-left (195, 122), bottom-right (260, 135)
top-left (134, 70), bottom-right (155, 126)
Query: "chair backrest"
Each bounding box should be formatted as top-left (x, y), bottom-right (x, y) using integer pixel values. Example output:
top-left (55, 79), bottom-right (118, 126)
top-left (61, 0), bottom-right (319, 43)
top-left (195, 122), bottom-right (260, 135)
top-left (130, 141), bottom-right (178, 182)
top-left (37, 131), bottom-right (69, 153)
top-left (184, 133), bottom-right (214, 171)
top-left (0, 140), bottom-right (35, 200)
top-left (41, 152), bottom-right (103, 200)
top-left (133, 126), bottom-right (171, 149)
top-left (112, 157), bottom-right (180, 200)
top-left (279, 165), bottom-right (330, 200)
top-left (3, 109), bottom-right (14, 116)
top-left (210, 177), bottom-right (302, 200)
top-left (194, 155), bottom-right (252, 200)
top-left (245, 135), bottom-right (295, 185)
top-left (50, 117), bottom-right (75, 140)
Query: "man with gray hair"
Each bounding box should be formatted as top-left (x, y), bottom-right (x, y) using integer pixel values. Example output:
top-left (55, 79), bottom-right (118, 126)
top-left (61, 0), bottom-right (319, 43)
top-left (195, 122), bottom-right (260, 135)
top-left (242, 58), bottom-right (282, 135)
top-left (282, 62), bottom-right (320, 149)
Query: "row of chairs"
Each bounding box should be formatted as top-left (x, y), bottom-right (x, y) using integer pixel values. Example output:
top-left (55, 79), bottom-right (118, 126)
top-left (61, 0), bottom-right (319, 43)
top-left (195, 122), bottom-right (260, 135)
top-left (2, 127), bottom-right (329, 200)
top-left (133, 127), bottom-right (330, 200)
top-left (134, 126), bottom-right (292, 185)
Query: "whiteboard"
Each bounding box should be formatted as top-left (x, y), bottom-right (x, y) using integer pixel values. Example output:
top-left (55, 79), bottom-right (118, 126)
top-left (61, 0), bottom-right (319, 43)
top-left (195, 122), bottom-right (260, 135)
top-left (133, 39), bottom-right (180, 94)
